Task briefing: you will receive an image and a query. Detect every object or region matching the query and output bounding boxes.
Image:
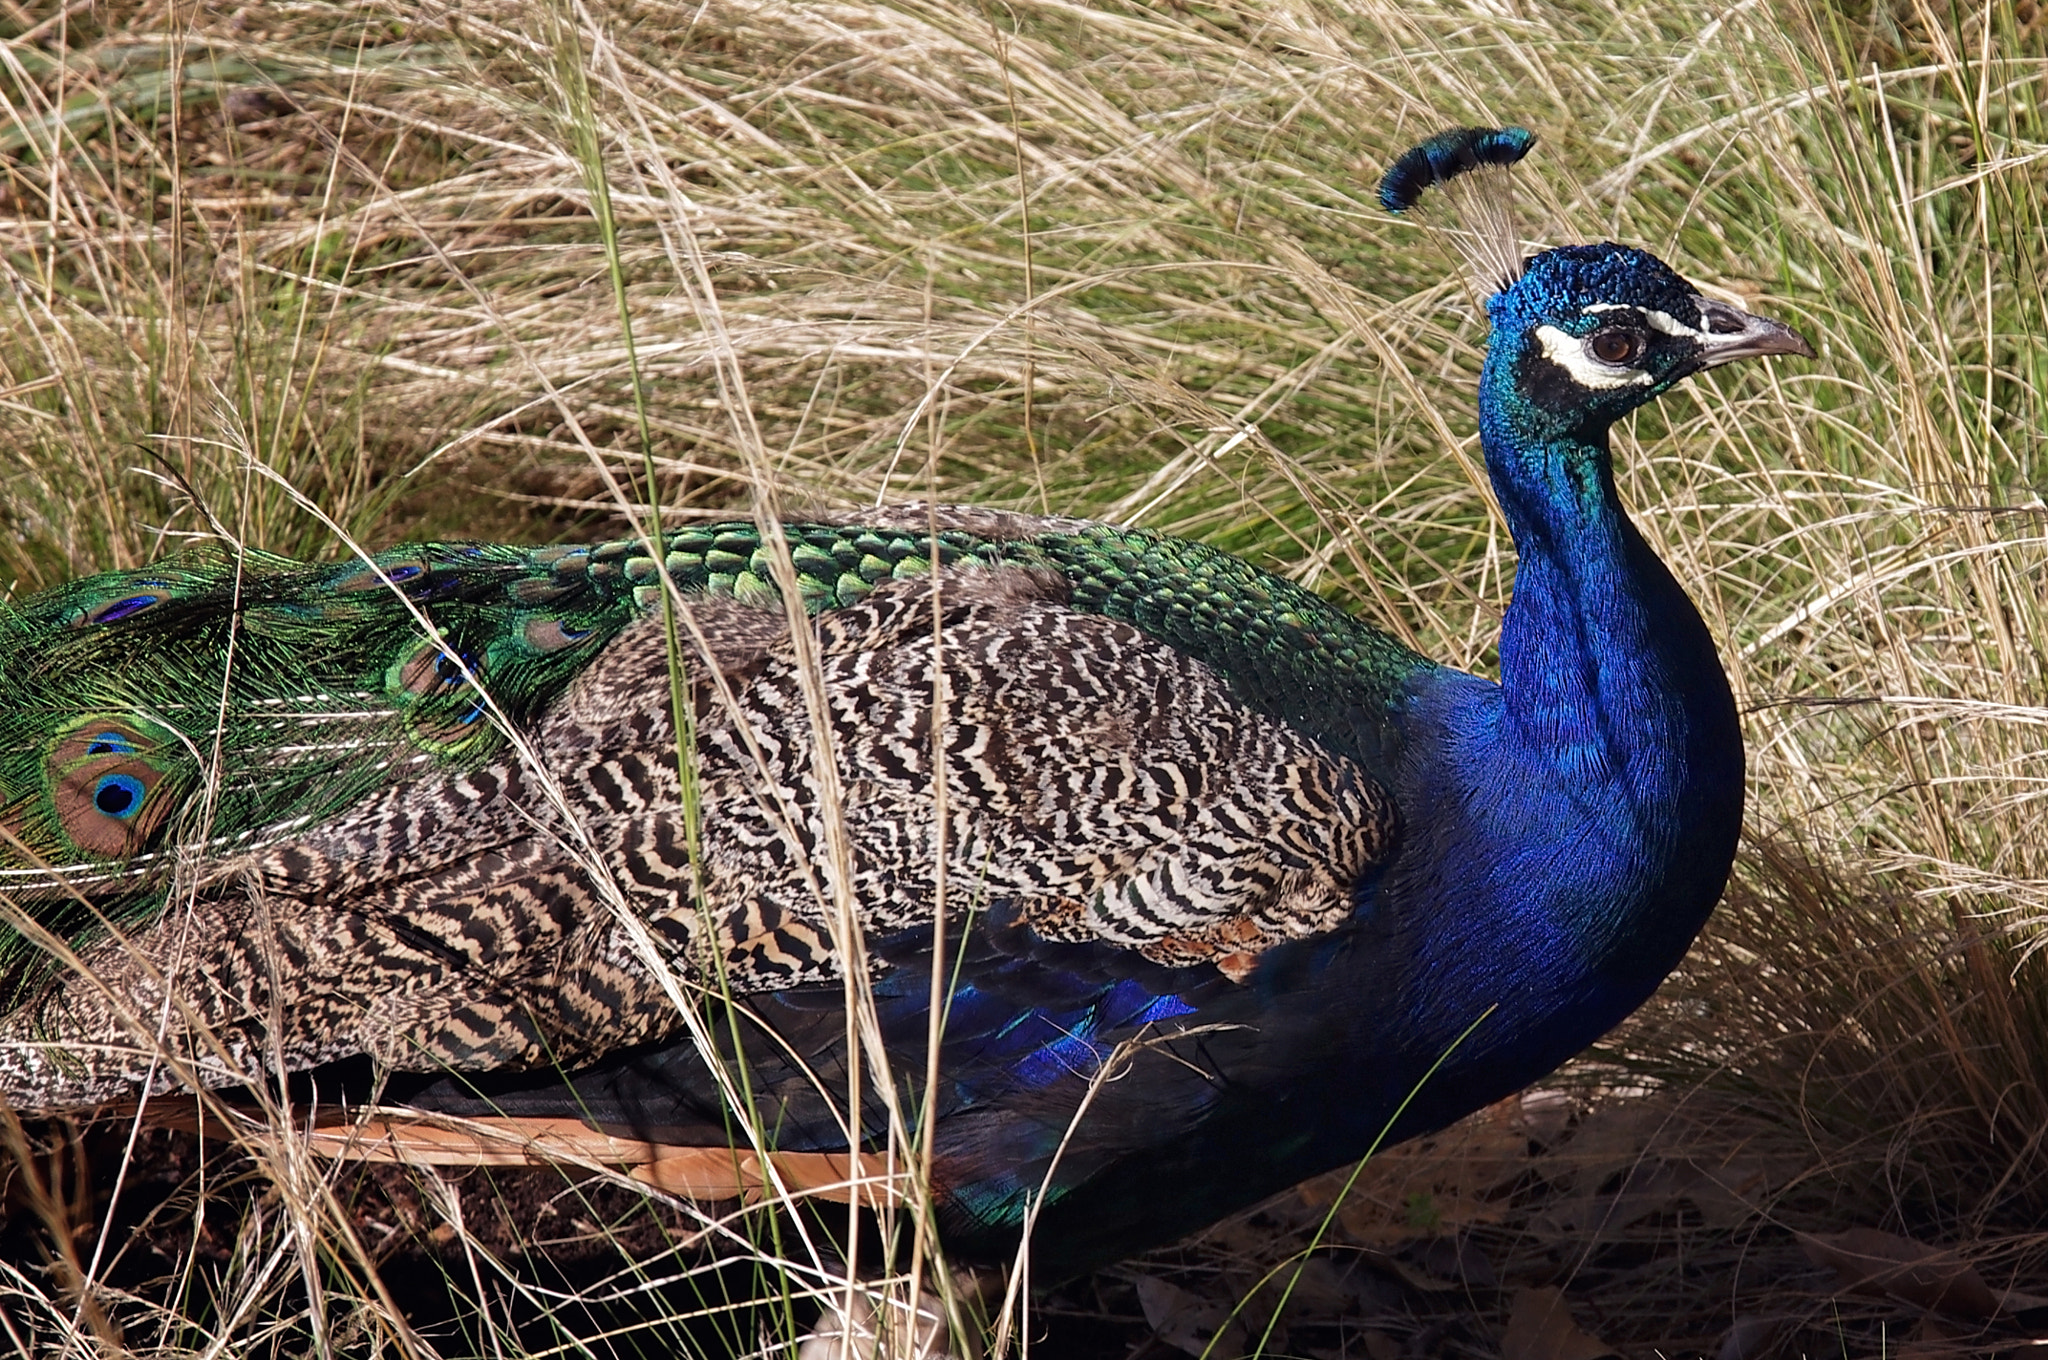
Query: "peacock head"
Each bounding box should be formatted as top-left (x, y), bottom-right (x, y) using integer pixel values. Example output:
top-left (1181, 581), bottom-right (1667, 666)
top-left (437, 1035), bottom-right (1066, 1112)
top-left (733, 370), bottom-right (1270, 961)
top-left (1380, 126), bottom-right (1812, 442)
top-left (1482, 242), bottom-right (1813, 440)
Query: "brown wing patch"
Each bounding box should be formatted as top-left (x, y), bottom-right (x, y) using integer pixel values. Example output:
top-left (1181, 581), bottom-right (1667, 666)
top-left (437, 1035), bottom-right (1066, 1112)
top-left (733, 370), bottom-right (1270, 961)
top-left (648, 567), bottom-right (1397, 987)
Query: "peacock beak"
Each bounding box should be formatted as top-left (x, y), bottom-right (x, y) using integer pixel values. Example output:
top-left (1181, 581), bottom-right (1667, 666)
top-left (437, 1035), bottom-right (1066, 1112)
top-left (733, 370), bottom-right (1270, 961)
top-left (1692, 296), bottom-right (1815, 366)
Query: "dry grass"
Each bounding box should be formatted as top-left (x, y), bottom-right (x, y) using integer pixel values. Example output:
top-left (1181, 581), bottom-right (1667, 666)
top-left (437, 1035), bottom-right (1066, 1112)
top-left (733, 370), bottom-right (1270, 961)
top-left (1, 0), bottom-right (2046, 1354)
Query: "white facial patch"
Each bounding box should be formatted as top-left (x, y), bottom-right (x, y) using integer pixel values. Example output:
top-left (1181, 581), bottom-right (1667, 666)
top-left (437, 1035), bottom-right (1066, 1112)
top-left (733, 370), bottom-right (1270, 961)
top-left (1582, 302), bottom-right (1704, 338)
top-left (1534, 325), bottom-right (1654, 390)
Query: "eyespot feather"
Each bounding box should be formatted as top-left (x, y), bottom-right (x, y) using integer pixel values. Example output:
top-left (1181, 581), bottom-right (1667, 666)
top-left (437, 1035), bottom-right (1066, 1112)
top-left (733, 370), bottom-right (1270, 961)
top-left (86, 594), bottom-right (163, 624)
top-left (47, 720), bottom-right (179, 858)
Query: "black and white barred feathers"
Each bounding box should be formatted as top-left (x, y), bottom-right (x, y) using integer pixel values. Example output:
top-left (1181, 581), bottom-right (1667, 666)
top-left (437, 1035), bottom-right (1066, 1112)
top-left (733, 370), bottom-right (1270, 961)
top-left (0, 507), bottom-right (1405, 1105)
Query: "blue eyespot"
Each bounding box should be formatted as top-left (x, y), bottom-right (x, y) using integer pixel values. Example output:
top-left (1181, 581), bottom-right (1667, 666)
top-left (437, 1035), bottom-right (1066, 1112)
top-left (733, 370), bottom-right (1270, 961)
top-left (92, 595), bottom-right (160, 623)
top-left (386, 565), bottom-right (423, 582)
top-left (86, 731), bottom-right (141, 756)
top-left (93, 773), bottom-right (147, 819)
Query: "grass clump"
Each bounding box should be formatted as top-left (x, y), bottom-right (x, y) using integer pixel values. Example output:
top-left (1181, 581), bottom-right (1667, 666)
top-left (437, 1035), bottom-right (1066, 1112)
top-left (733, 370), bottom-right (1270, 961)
top-left (0, 0), bottom-right (2046, 1354)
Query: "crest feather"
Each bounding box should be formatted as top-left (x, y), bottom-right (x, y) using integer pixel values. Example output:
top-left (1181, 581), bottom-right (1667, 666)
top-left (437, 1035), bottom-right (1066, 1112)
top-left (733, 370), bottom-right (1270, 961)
top-left (1379, 126), bottom-right (1535, 296)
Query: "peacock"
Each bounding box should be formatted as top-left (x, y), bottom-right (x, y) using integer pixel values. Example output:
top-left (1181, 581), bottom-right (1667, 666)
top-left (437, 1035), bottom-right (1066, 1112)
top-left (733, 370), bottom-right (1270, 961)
top-left (0, 128), bottom-right (1809, 1279)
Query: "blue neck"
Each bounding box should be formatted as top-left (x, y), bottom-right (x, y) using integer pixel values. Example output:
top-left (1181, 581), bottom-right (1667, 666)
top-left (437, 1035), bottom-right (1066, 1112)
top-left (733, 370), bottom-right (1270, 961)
top-left (1332, 350), bottom-right (1747, 1158)
top-left (1446, 351), bottom-right (1742, 963)
top-left (1490, 431), bottom-right (1702, 812)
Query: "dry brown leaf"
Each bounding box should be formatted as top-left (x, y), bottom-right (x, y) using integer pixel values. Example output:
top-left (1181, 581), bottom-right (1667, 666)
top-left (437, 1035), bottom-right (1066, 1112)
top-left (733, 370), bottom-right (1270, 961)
top-left (1798, 1228), bottom-right (1999, 1319)
top-left (1539, 1102), bottom-right (1672, 1181)
top-left (1133, 1274), bottom-right (1246, 1357)
top-left (1516, 1089), bottom-right (1576, 1146)
top-left (1889, 1313), bottom-right (1991, 1360)
top-left (1535, 1159), bottom-right (1693, 1235)
top-left (1361, 1332), bottom-right (1402, 1360)
top-left (1410, 1236), bottom-right (1498, 1289)
top-left (1337, 1186), bottom-right (1508, 1244)
top-left (1502, 1287), bottom-right (1618, 1360)
top-left (1315, 1101), bottom-right (1530, 1244)
top-left (1272, 1256), bottom-right (1406, 1315)
top-left (1362, 1252), bottom-right (1464, 1294)
top-left (1714, 1314), bottom-right (1789, 1360)
top-left (1536, 1148), bottom-right (1790, 1237)
top-left (1684, 1156), bottom-right (1772, 1229)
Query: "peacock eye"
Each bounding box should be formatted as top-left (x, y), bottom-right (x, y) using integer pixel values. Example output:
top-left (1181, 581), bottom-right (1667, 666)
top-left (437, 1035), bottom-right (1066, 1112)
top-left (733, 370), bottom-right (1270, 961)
top-left (93, 773), bottom-right (147, 819)
top-left (1589, 329), bottom-right (1646, 365)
